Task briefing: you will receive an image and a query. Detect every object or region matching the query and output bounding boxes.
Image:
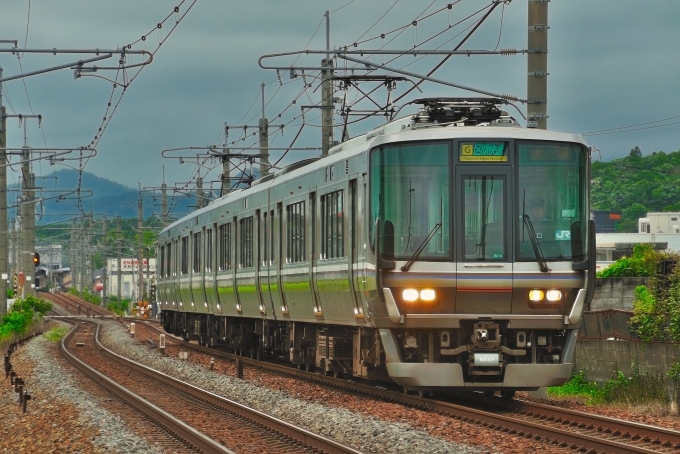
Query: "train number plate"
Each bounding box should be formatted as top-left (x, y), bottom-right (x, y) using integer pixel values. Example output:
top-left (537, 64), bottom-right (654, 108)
top-left (473, 353), bottom-right (500, 367)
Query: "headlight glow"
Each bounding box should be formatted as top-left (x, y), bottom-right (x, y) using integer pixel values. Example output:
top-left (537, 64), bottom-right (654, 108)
top-left (546, 290), bottom-right (563, 302)
top-left (528, 290), bottom-right (544, 302)
top-left (420, 289), bottom-right (436, 301)
top-left (403, 288), bottom-right (419, 302)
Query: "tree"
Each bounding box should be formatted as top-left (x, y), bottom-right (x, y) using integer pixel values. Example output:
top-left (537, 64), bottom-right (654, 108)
top-left (629, 146), bottom-right (642, 158)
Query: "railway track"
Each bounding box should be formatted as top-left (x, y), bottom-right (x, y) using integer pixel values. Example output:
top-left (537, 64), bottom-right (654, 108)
top-left (39, 291), bottom-right (111, 318)
top-left (136, 321), bottom-right (680, 453)
top-left (60, 318), bottom-right (361, 454)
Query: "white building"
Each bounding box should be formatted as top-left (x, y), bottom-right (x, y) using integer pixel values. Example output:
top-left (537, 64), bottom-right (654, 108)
top-left (638, 212), bottom-right (680, 234)
top-left (106, 258), bottom-right (156, 300)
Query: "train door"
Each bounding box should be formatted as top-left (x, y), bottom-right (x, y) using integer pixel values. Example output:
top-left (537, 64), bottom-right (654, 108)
top-left (309, 191), bottom-right (322, 315)
top-left (276, 202), bottom-right (287, 314)
top-left (454, 166), bottom-right (513, 314)
top-left (348, 178), bottom-right (363, 316)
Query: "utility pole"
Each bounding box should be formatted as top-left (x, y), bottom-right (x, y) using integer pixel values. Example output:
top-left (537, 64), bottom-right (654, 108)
top-left (9, 218), bottom-right (16, 278)
top-left (196, 177), bottom-right (204, 210)
top-left (221, 125), bottom-right (231, 196)
top-left (161, 179), bottom-right (168, 224)
top-left (70, 219), bottom-right (76, 292)
top-left (258, 83), bottom-right (270, 177)
top-left (321, 10), bottom-right (334, 156)
top-left (101, 217), bottom-right (107, 308)
top-left (0, 66), bottom-right (8, 314)
top-left (116, 216), bottom-right (121, 304)
top-left (137, 198), bottom-right (143, 312)
top-left (527, 0), bottom-right (548, 129)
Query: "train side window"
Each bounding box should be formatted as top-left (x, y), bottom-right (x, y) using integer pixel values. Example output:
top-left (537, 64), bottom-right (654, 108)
top-left (181, 237), bottom-right (189, 275)
top-left (263, 212), bottom-right (268, 266)
top-left (206, 229), bottom-right (213, 272)
top-left (270, 209), bottom-right (275, 265)
top-left (218, 223), bottom-right (231, 270)
top-left (159, 245), bottom-right (165, 278)
top-left (239, 216), bottom-right (254, 268)
top-left (286, 201), bottom-right (306, 263)
top-left (321, 190), bottom-right (344, 259)
top-left (166, 243), bottom-right (171, 277)
top-left (192, 232), bottom-right (201, 273)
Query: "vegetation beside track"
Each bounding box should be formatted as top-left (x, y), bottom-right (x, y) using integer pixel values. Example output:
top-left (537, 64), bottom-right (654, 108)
top-left (66, 287), bottom-right (130, 315)
top-left (0, 295), bottom-right (52, 348)
top-left (549, 367), bottom-right (680, 414)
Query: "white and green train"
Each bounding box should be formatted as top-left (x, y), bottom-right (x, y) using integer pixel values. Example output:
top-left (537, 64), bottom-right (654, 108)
top-left (157, 98), bottom-right (595, 395)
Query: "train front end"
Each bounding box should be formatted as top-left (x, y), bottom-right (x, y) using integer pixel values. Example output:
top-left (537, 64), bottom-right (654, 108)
top-left (369, 101), bottom-right (593, 392)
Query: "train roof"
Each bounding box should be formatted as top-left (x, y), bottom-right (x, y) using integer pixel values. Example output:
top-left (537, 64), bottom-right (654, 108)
top-left (160, 98), bottom-right (586, 237)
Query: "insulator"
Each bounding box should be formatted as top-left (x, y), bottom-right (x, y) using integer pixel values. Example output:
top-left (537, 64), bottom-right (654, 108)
top-left (501, 94), bottom-right (519, 102)
top-left (501, 48), bottom-right (518, 55)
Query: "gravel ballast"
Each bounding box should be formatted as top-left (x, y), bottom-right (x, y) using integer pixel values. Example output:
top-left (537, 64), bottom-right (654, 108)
top-left (100, 320), bottom-right (481, 454)
top-left (0, 321), bottom-right (165, 454)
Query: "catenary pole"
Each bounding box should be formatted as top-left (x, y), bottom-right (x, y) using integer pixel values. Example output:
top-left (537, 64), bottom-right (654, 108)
top-left (527, 0), bottom-right (548, 129)
top-left (258, 83), bottom-right (270, 177)
top-left (0, 66), bottom-right (7, 314)
top-left (321, 10), bottom-right (333, 157)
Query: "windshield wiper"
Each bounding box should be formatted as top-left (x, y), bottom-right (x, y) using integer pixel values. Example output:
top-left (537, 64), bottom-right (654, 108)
top-left (523, 214), bottom-right (550, 273)
top-left (401, 223), bottom-right (441, 272)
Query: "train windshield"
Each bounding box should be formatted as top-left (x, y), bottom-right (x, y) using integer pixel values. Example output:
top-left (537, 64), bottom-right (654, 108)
top-left (371, 142), bottom-right (450, 259)
top-left (517, 142), bottom-right (588, 261)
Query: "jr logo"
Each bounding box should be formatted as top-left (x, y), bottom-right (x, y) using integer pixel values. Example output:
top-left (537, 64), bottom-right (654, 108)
top-left (554, 230), bottom-right (571, 241)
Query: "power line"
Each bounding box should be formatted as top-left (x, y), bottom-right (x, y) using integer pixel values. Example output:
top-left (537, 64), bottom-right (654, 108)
top-left (582, 115), bottom-right (680, 136)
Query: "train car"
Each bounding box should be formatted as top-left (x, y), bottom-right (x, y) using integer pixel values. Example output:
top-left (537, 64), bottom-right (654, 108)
top-left (157, 98), bottom-right (595, 395)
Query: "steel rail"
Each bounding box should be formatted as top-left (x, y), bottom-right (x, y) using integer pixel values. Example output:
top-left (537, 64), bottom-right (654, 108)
top-left (96, 322), bottom-right (362, 454)
top-left (59, 321), bottom-right (235, 454)
top-left (141, 322), bottom-right (677, 453)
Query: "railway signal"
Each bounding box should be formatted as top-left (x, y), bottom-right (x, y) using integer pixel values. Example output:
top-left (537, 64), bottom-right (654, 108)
top-left (33, 252), bottom-right (40, 266)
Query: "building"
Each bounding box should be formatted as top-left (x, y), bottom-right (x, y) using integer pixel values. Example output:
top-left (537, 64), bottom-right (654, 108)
top-left (591, 210), bottom-right (622, 233)
top-left (36, 244), bottom-right (63, 268)
top-left (106, 258), bottom-right (156, 301)
top-left (638, 212), bottom-right (680, 234)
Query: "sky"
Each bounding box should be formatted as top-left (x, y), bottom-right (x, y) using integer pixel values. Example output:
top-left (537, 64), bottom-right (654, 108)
top-left (1, 0), bottom-right (679, 209)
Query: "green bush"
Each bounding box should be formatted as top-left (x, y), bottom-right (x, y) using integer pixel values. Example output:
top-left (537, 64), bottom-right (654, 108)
top-left (597, 243), bottom-right (658, 278)
top-left (550, 368), bottom-right (671, 407)
top-left (0, 295), bottom-right (52, 341)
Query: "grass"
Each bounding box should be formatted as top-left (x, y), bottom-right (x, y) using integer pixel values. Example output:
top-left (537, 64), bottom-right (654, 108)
top-left (43, 326), bottom-right (68, 342)
top-left (549, 369), bottom-right (675, 414)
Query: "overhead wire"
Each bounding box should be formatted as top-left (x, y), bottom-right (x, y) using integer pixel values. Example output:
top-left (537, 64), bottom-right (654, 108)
top-left (582, 115), bottom-right (680, 136)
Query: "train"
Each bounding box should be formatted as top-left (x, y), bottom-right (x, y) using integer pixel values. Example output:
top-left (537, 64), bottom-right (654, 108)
top-left (157, 97), bottom-right (595, 396)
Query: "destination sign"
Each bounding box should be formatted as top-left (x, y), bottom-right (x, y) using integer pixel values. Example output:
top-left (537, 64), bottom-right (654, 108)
top-left (459, 142), bottom-right (508, 162)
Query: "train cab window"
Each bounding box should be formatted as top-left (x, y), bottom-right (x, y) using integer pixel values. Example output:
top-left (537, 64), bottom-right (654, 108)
top-left (370, 142), bottom-right (450, 259)
top-left (286, 201), bottom-right (306, 263)
top-left (462, 176), bottom-right (506, 260)
top-left (239, 217), bottom-right (254, 268)
top-left (218, 223), bottom-right (231, 270)
top-left (181, 236), bottom-right (189, 275)
top-left (517, 142), bottom-right (588, 261)
top-left (321, 190), bottom-right (344, 259)
top-left (192, 232), bottom-right (201, 273)
top-left (206, 229), bottom-right (213, 272)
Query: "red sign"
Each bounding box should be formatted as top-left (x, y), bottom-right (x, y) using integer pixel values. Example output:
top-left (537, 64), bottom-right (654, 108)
top-left (609, 213), bottom-right (621, 220)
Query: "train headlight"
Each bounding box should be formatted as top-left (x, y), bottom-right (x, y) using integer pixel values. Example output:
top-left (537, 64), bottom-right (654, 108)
top-left (546, 290), bottom-right (563, 302)
top-left (403, 289), bottom-right (419, 302)
top-left (420, 289), bottom-right (437, 302)
top-left (529, 290), bottom-right (544, 302)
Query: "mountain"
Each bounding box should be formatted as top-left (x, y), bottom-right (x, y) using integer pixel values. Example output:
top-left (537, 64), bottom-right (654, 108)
top-left (10, 169), bottom-right (195, 224)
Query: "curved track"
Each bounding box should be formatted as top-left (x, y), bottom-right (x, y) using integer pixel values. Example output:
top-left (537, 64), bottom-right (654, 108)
top-left (138, 321), bottom-right (680, 453)
top-left (60, 318), bottom-right (361, 454)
